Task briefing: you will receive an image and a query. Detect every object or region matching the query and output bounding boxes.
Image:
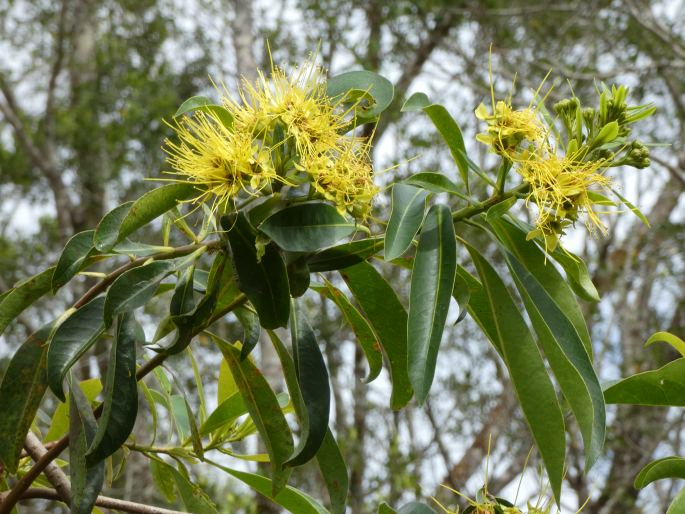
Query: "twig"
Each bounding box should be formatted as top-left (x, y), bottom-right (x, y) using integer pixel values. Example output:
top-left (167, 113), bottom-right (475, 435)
top-left (1, 488), bottom-right (189, 514)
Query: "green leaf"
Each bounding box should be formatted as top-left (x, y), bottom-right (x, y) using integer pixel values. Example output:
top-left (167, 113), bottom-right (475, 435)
top-left (316, 429), bottom-right (348, 514)
top-left (326, 70), bottom-right (394, 120)
top-left (668, 487), bottom-right (685, 514)
top-left (113, 240), bottom-right (175, 257)
top-left (170, 266), bottom-right (196, 316)
top-left (69, 380), bottom-right (105, 514)
top-left (259, 202), bottom-right (357, 252)
top-left (549, 245), bottom-right (600, 302)
top-left (407, 204), bottom-right (456, 404)
top-left (307, 237), bottom-right (384, 272)
top-left (286, 300), bottom-right (330, 467)
top-left (166, 394), bottom-right (190, 442)
top-left (401, 93), bottom-right (469, 192)
top-left (164, 460), bottom-right (219, 514)
top-left (645, 331), bottom-right (685, 357)
top-left (86, 312), bottom-right (139, 465)
top-left (0, 267), bottom-right (55, 337)
top-left (0, 324), bottom-right (51, 472)
top-left (210, 461), bottom-right (330, 514)
top-left (384, 184), bottom-right (428, 261)
top-left (287, 255), bottom-right (311, 298)
top-left (199, 393), bottom-right (247, 436)
top-left (312, 279), bottom-right (383, 383)
top-left (490, 218), bottom-right (604, 469)
top-left (611, 187), bottom-right (650, 227)
top-left (104, 260), bottom-right (175, 327)
top-left (403, 172), bottom-right (466, 198)
top-left (398, 502), bottom-right (439, 514)
top-left (465, 244), bottom-right (566, 502)
top-left (94, 184), bottom-right (196, 252)
top-left (93, 201), bottom-right (134, 252)
top-left (635, 457), bottom-right (685, 489)
top-left (47, 297), bottom-right (106, 401)
top-left (236, 307), bottom-right (261, 360)
top-left (378, 503), bottom-right (398, 514)
top-left (52, 230), bottom-right (96, 292)
top-left (485, 196), bottom-right (517, 221)
top-left (224, 213), bottom-right (290, 329)
top-left (150, 459), bottom-right (177, 503)
top-left (45, 378), bottom-right (102, 443)
top-left (174, 95), bottom-right (234, 129)
top-left (604, 358), bottom-right (685, 406)
top-left (341, 262), bottom-right (413, 409)
top-left (213, 336), bottom-right (294, 493)
top-left (504, 249), bottom-right (605, 470)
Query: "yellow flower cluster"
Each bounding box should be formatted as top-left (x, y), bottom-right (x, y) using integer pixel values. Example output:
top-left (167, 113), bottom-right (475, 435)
top-left (476, 81), bottom-right (615, 250)
top-left (163, 57), bottom-right (378, 217)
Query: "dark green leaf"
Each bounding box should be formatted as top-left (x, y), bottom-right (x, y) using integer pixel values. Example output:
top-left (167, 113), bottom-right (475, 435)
top-left (307, 237), bottom-right (384, 272)
top-left (213, 337), bottom-right (294, 493)
top-left (94, 184), bottom-right (196, 252)
top-left (170, 266), bottom-right (196, 316)
top-left (378, 503), bottom-right (398, 514)
top-left (287, 255), bottom-right (311, 298)
top-left (0, 324), bottom-right (51, 472)
top-left (104, 260), bottom-right (175, 327)
top-left (0, 267), bottom-right (55, 337)
top-left (93, 201), bottom-right (134, 252)
top-left (286, 300), bottom-right (330, 467)
top-left (236, 307), bottom-right (261, 360)
top-left (52, 230), bottom-right (96, 292)
top-left (465, 244), bottom-right (566, 502)
top-left (316, 429), bottom-right (348, 514)
top-left (312, 279), bottom-right (382, 383)
top-left (259, 203), bottom-right (356, 252)
top-left (341, 262), bottom-right (413, 409)
top-left (384, 184), bottom-right (428, 261)
top-left (224, 213), bottom-right (290, 329)
top-left (86, 312), bottom-right (139, 465)
top-left (69, 380), bottom-right (104, 514)
top-left (174, 95), bottom-right (234, 129)
top-left (504, 249), bottom-right (605, 471)
top-left (402, 93), bottom-right (469, 192)
top-left (407, 204), bottom-right (456, 404)
top-left (604, 358), bottom-right (685, 406)
top-left (47, 297), bottom-right (106, 401)
top-left (327, 70), bottom-right (394, 120)
top-left (210, 463), bottom-right (329, 514)
top-left (635, 457), bottom-right (685, 489)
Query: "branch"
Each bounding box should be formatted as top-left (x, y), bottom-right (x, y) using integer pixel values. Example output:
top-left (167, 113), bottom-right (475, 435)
top-left (0, 289), bottom-right (247, 514)
top-left (22, 432), bottom-right (71, 502)
top-left (2, 488), bottom-right (189, 514)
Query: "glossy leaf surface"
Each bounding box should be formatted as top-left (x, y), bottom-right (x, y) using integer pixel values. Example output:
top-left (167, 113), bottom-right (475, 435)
top-left (342, 262), bottom-right (413, 409)
top-left (384, 184), bottom-right (428, 261)
top-left (407, 204), bottom-right (456, 404)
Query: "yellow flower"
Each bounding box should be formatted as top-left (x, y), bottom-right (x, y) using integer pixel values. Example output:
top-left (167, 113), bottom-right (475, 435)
top-left (475, 100), bottom-right (547, 158)
top-left (517, 151), bottom-right (613, 251)
top-left (164, 53), bottom-right (378, 217)
top-left (163, 111), bottom-right (277, 211)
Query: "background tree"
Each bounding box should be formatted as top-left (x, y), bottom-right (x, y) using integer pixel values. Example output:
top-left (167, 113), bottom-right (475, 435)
top-left (1, 1), bottom-right (683, 513)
